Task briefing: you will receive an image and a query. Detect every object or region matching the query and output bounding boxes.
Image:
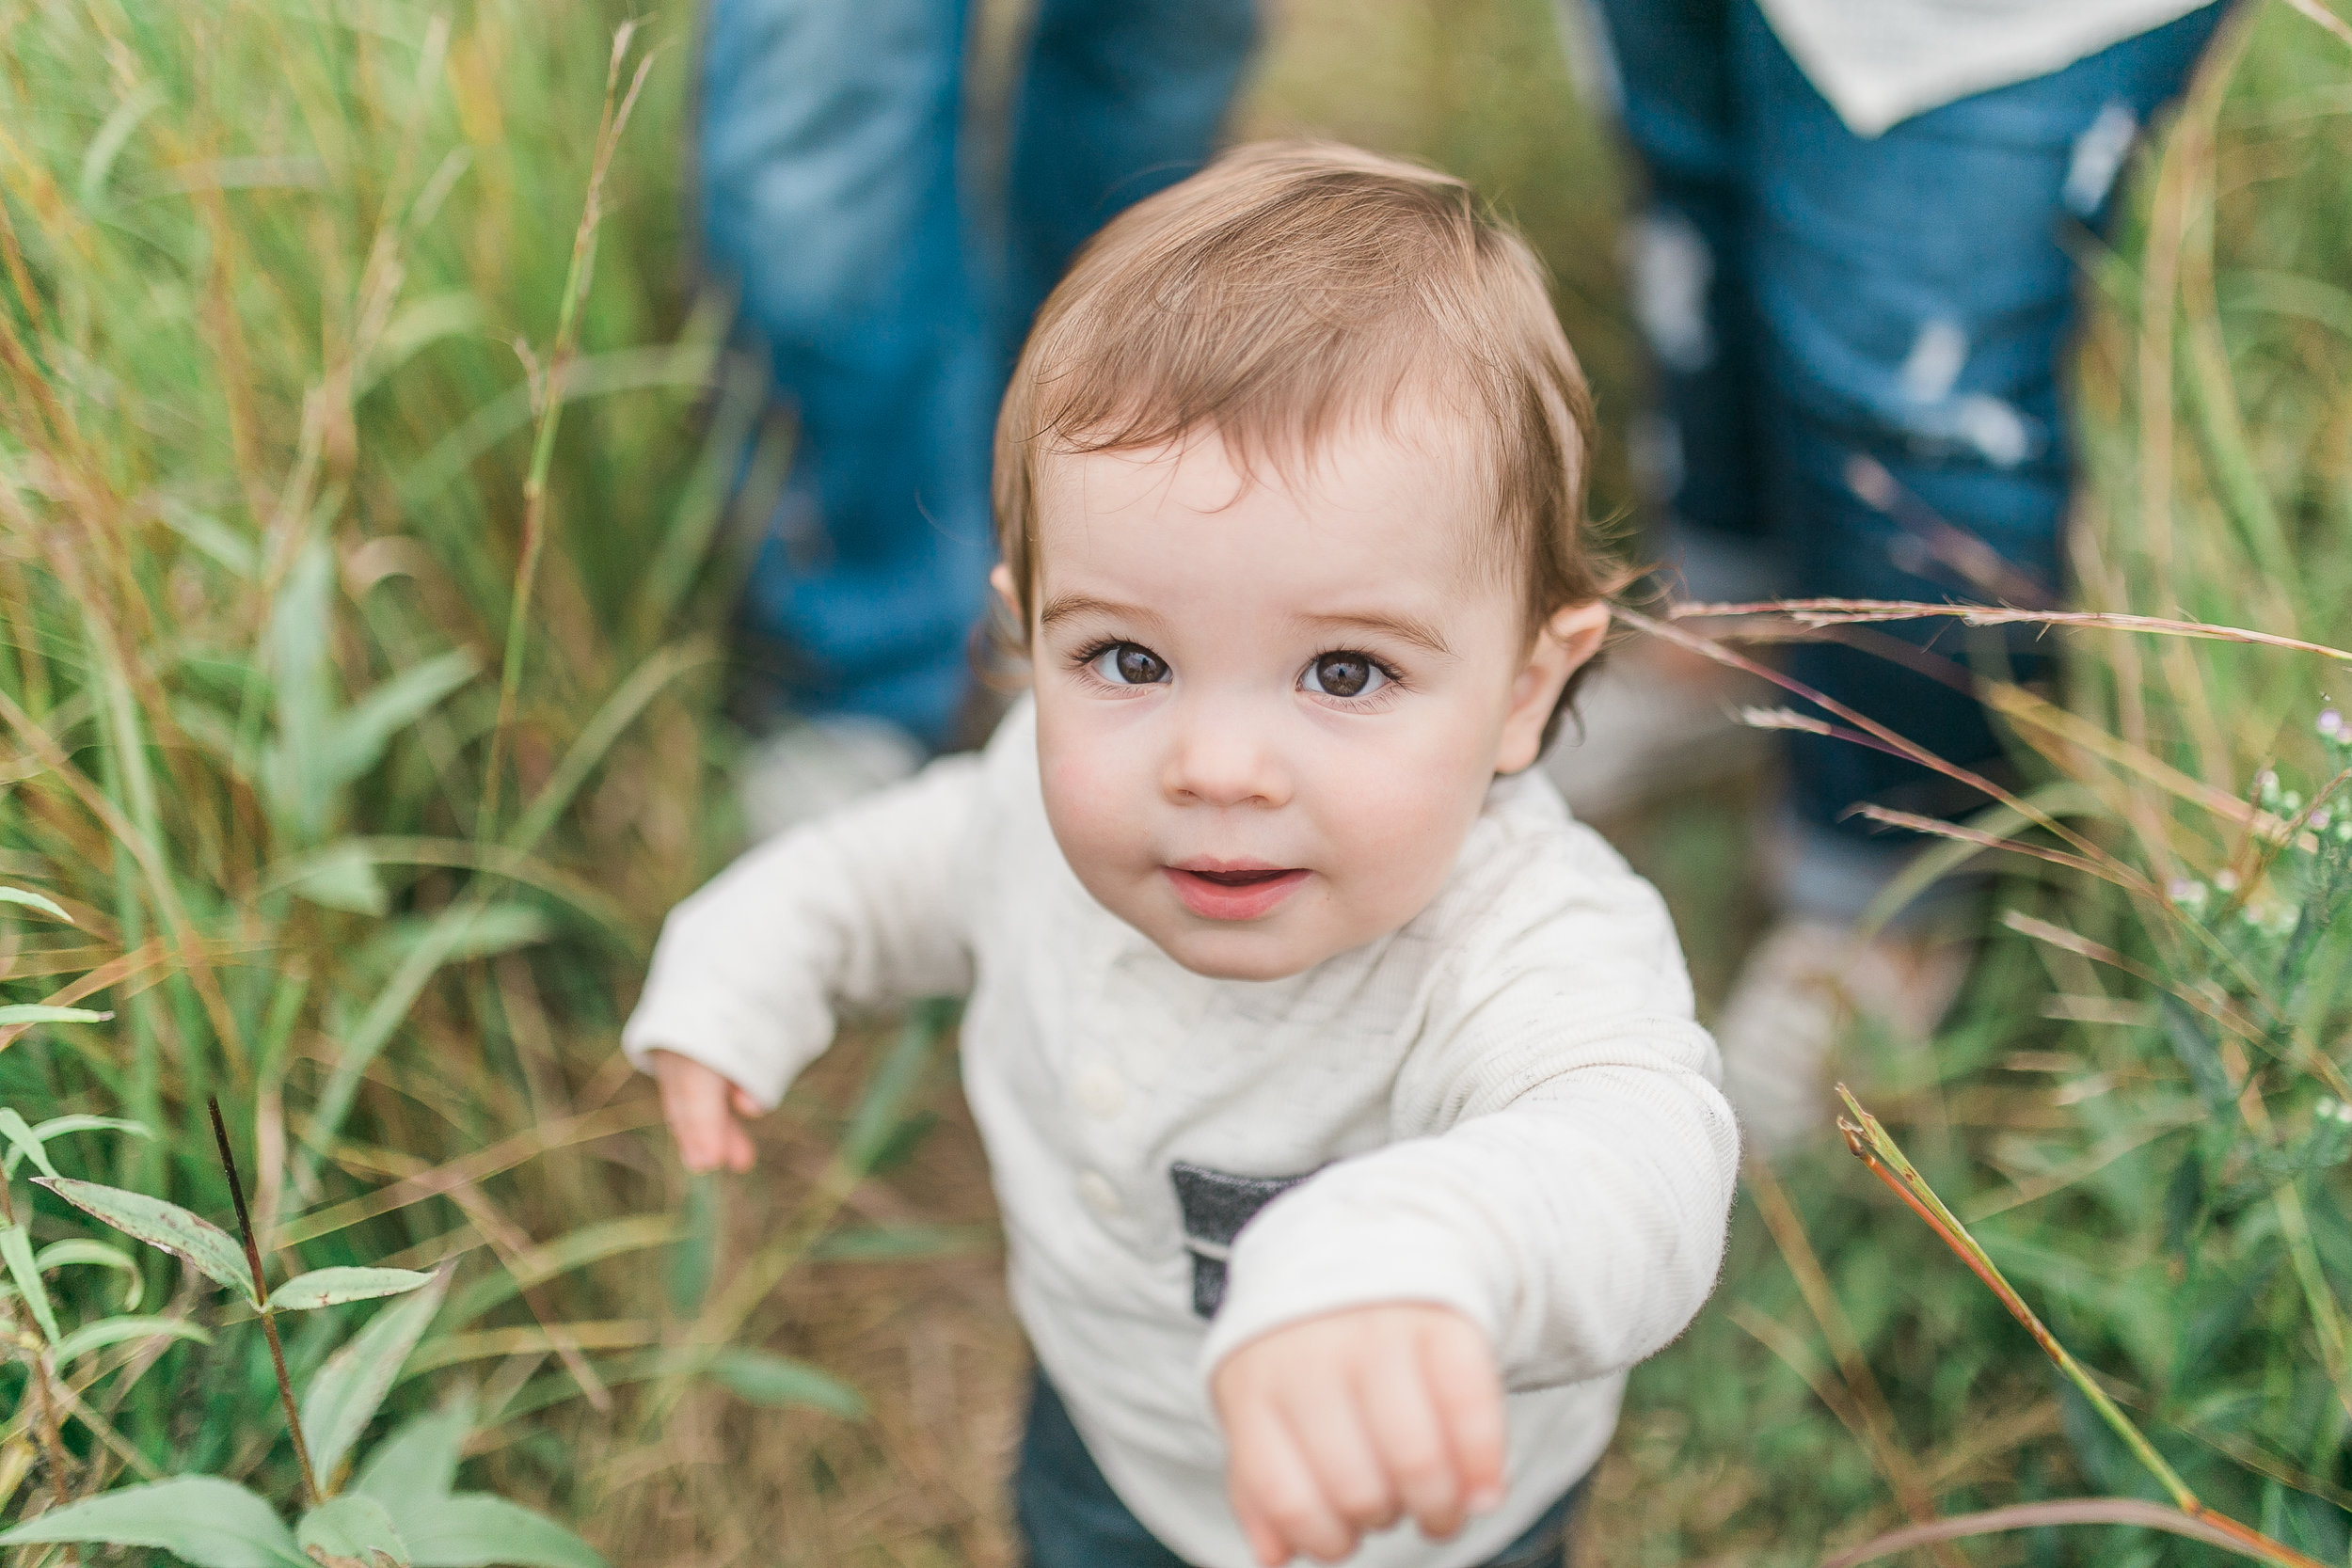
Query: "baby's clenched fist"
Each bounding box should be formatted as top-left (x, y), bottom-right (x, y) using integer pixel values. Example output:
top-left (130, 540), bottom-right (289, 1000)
top-left (1211, 1303), bottom-right (1505, 1565)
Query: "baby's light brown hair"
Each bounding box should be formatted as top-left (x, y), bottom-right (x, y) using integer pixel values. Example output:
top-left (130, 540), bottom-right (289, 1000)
top-left (993, 140), bottom-right (1625, 721)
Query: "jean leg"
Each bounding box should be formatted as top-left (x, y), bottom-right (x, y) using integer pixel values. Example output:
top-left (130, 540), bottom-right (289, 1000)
top-left (1014, 1370), bottom-right (1194, 1568)
top-left (1588, 0), bottom-right (1771, 589)
top-left (1730, 1), bottom-right (2223, 869)
top-left (1475, 1468), bottom-right (1590, 1567)
top-left (700, 0), bottom-right (993, 744)
top-left (1000, 0), bottom-right (1257, 348)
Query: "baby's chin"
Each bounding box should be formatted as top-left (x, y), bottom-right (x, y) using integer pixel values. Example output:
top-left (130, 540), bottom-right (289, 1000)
top-left (1121, 903), bottom-right (1376, 982)
top-left (1153, 930), bottom-right (1327, 982)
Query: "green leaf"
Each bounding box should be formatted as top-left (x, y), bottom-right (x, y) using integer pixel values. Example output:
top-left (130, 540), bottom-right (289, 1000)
top-left (703, 1348), bottom-right (866, 1418)
top-left (0, 885), bottom-right (72, 923)
top-left (301, 1265), bottom-right (450, 1483)
top-left (77, 77), bottom-right (167, 204)
top-left (356, 291), bottom-right (484, 399)
top-left (353, 1396), bottom-right (475, 1511)
top-left (36, 1175), bottom-right (259, 1306)
top-left (35, 1237), bottom-right (145, 1309)
top-left (30, 1113), bottom-right (152, 1142)
top-left (158, 501), bottom-right (260, 578)
top-left (808, 1221), bottom-right (994, 1262)
top-left (664, 1174), bottom-right (720, 1317)
top-left (2161, 998), bottom-right (2234, 1113)
top-left (0, 1474), bottom-right (308, 1567)
top-left (327, 651), bottom-right (479, 789)
top-left (354, 906), bottom-right (553, 982)
top-left (299, 1495), bottom-right (411, 1567)
top-left (2176, 1255), bottom-right (2281, 1381)
top-left (53, 1314), bottom-right (213, 1365)
top-left (302, 903), bottom-right (552, 1173)
top-left (285, 843), bottom-right (390, 917)
top-left (269, 1266), bottom-right (436, 1312)
top-left (6, 1114), bottom-right (151, 1180)
top-left (444, 1214), bottom-right (679, 1332)
top-left (263, 539), bottom-right (341, 843)
top-left (395, 1494), bottom-right (605, 1568)
top-left (0, 1004), bottom-right (113, 1027)
top-left (0, 1106), bottom-right (60, 1179)
top-left (0, 1222), bottom-right (59, 1342)
top-left (841, 1000), bottom-right (954, 1174)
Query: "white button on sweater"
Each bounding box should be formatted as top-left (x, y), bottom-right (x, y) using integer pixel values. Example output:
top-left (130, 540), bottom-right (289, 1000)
top-left (622, 698), bottom-right (1740, 1567)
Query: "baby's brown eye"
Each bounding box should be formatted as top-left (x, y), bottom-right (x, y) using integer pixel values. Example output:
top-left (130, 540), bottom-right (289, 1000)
top-left (1088, 642), bottom-right (1169, 686)
top-left (1302, 652), bottom-right (1387, 699)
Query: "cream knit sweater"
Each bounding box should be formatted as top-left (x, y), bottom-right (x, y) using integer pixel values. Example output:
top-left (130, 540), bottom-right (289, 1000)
top-left (624, 700), bottom-right (1739, 1567)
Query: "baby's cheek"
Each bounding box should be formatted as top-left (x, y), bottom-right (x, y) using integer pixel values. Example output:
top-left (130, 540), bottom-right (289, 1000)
top-left (1038, 743), bottom-right (1150, 878)
top-left (1324, 743), bottom-right (1488, 915)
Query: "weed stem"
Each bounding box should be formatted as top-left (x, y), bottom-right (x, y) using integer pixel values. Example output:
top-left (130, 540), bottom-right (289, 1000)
top-left (1835, 1086), bottom-right (2333, 1568)
top-left (207, 1096), bottom-right (320, 1506)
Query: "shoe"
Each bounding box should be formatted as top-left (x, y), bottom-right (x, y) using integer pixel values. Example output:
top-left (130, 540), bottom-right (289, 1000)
top-left (1713, 918), bottom-right (1971, 1155)
top-left (737, 714), bottom-right (926, 840)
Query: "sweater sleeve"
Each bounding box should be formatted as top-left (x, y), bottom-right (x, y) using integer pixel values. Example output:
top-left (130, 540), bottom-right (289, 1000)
top-left (1200, 842), bottom-right (1740, 1391)
top-left (618, 748), bottom-right (988, 1109)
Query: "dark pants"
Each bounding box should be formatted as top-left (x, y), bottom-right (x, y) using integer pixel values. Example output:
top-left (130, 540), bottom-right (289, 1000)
top-left (1591, 0), bottom-right (2223, 891)
top-left (1015, 1370), bottom-right (1588, 1568)
top-left (700, 0), bottom-right (1256, 743)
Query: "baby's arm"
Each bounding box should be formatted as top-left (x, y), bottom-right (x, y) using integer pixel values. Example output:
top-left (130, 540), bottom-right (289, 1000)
top-left (623, 749), bottom-right (990, 1161)
top-left (1205, 861), bottom-right (1740, 1562)
top-left (1212, 1303), bottom-right (1503, 1565)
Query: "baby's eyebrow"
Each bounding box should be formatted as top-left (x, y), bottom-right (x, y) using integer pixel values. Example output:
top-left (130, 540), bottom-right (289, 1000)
top-left (1040, 593), bottom-right (1157, 629)
top-left (1301, 611), bottom-right (1454, 658)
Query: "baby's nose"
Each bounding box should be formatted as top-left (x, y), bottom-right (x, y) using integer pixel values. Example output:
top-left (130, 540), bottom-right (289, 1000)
top-left (1161, 701), bottom-right (1292, 808)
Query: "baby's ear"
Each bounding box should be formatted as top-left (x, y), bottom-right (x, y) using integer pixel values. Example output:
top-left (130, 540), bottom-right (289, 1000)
top-left (1496, 600), bottom-right (1611, 774)
top-left (1543, 599), bottom-right (1612, 672)
top-left (989, 563), bottom-right (1024, 626)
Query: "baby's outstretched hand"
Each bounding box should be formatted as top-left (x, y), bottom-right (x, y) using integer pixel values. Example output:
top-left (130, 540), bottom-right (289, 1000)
top-left (649, 1049), bottom-right (762, 1174)
top-left (1211, 1303), bottom-right (1505, 1565)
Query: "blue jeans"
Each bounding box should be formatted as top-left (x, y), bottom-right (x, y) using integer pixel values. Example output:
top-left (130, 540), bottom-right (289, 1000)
top-left (1015, 1370), bottom-right (1588, 1568)
top-left (1593, 0), bottom-right (2222, 897)
top-left (700, 0), bottom-right (1256, 744)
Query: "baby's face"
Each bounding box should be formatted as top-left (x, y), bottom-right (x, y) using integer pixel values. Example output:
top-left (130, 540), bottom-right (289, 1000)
top-left (1009, 414), bottom-right (1605, 981)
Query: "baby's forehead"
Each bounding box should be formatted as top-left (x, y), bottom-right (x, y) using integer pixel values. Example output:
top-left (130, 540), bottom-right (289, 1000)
top-left (1033, 396), bottom-right (1498, 536)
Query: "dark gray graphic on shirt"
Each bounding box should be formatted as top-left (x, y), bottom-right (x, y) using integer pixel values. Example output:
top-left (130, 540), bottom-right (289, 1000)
top-left (1169, 1161), bottom-right (1316, 1318)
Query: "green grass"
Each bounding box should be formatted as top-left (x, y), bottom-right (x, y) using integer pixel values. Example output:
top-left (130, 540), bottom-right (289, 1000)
top-left (0, 0), bottom-right (755, 1534)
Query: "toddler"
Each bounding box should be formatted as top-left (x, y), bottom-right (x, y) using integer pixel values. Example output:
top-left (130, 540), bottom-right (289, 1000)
top-left (625, 143), bottom-right (1739, 1568)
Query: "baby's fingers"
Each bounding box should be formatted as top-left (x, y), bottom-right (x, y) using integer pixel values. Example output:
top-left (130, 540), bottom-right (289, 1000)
top-left (1420, 1315), bottom-right (1506, 1513)
top-left (660, 1075), bottom-right (756, 1174)
top-left (1359, 1348), bottom-right (1463, 1538)
top-left (668, 1104), bottom-right (743, 1174)
top-left (1227, 1398), bottom-right (1353, 1565)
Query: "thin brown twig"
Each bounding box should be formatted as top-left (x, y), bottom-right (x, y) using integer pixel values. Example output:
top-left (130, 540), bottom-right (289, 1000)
top-left (273, 1101), bottom-right (659, 1249)
top-left (1744, 1162), bottom-right (1965, 1568)
top-left (208, 1098), bottom-right (319, 1505)
top-left (1669, 599), bottom-right (2352, 665)
top-left (1846, 803), bottom-right (2129, 885)
top-left (1820, 1497), bottom-right (2296, 1568)
top-left (479, 27), bottom-right (655, 833)
top-left (1614, 606), bottom-right (2139, 886)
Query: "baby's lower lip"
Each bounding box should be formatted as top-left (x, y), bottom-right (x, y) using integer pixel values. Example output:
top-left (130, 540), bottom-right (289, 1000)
top-left (1163, 866), bottom-right (1310, 921)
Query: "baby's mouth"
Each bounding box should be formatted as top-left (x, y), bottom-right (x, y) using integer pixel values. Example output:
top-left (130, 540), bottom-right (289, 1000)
top-left (1188, 867), bottom-right (1293, 886)
top-left (1163, 861), bottom-right (1310, 922)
